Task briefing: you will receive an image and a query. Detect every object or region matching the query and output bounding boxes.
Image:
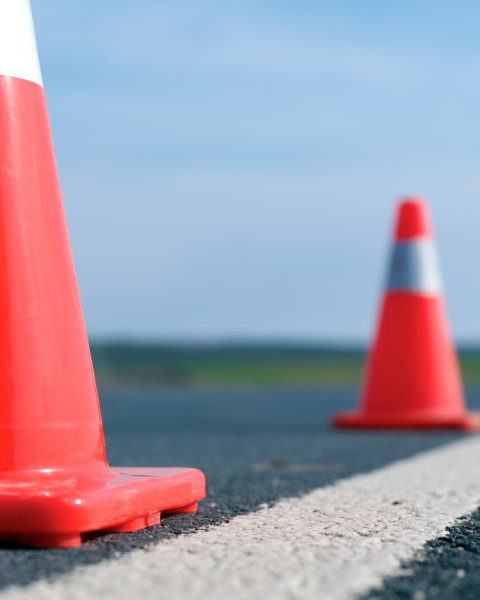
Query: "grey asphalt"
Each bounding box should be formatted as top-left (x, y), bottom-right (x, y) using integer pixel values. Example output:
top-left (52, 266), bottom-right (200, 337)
top-left (363, 508), bottom-right (480, 600)
top-left (0, 385), bottom-right (478, 594)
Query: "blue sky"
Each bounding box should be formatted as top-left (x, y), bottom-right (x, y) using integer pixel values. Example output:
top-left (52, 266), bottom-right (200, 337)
top-left (31, 0), bottom-right (480, 341)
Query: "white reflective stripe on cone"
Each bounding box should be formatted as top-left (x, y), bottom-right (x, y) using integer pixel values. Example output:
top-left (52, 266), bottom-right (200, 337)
top-left (0, 0), bottom-right (42, 86)
top-left (386, 238), bottom-right (443, 294)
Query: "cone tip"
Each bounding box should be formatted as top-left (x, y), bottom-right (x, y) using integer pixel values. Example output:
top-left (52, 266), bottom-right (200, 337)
top-left (0, 0), bottom-right (43, 87)
top-left (394, 197), bottom-right (431, 241)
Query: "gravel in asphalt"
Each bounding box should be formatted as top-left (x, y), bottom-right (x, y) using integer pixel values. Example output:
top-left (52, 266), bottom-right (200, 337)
top-left (364, 509), bottom-right (480, 600)
top-left (3, 435), bottom-right (480, 600)
top-left (0, 385), bottom-right (476, 593)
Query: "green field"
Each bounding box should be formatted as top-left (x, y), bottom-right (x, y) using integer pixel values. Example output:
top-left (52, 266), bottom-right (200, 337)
top-left (89, 343), bottom-right (480, 386)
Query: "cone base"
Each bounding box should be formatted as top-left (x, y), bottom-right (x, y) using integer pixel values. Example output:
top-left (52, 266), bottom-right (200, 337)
top-left (332, 411), bottom-right (480, 431)
top-left (0, 466), bottom-right (205, 548)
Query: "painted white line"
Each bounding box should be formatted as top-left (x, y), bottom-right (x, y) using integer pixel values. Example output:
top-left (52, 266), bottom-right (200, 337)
top-left (3, 436), bottom-right (480, 600)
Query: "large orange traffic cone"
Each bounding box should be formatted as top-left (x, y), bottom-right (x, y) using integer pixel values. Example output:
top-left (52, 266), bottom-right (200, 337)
top-left (333, 198), bottom-right (480, 430)
top-left (0, 1), bottom-right (204, 548)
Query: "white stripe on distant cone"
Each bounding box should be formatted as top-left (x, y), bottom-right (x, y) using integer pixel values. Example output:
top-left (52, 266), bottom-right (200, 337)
top-left (386, 238), bottom-right (443, 295)
top-left (2, 437), bottom-right (480, 600)
top-left (0, 0), bottom-right (42, 86)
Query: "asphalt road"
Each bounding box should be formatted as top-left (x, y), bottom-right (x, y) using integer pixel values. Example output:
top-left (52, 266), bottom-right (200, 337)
top-left (364, 508), bottom-right (480, 600)
top-left (0, 385), bottom-right (478, 596)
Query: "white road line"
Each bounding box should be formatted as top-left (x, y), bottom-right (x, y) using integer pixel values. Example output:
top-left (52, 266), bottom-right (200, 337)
top-left (4, 436), bottom-right (480, 600)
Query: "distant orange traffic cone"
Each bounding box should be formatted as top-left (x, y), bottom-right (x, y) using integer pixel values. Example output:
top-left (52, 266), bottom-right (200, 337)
top-left (0, 1), bottom-right (204, 548)
top-left (333, 198), bottom-right (480, 430)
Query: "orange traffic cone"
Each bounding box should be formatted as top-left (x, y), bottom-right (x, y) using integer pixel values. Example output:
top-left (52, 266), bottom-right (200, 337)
top-left (0, 1), bottom-right (204, 548)
top-left (333, 198), bottom-right (480, 430)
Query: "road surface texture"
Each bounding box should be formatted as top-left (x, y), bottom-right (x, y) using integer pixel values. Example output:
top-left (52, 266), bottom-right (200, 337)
top-left (0, 385), bottom-right (479, 599)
